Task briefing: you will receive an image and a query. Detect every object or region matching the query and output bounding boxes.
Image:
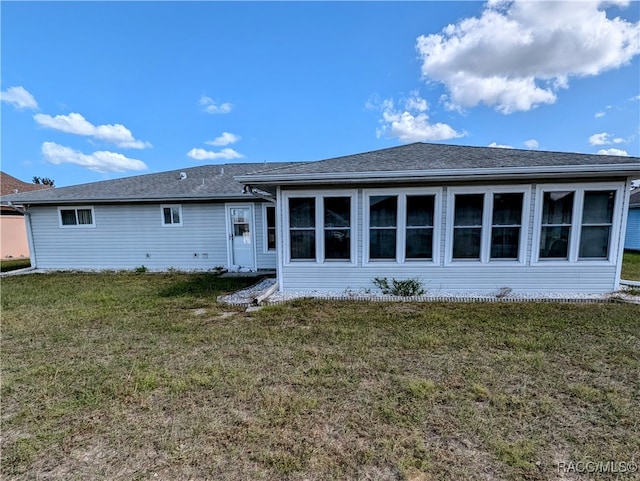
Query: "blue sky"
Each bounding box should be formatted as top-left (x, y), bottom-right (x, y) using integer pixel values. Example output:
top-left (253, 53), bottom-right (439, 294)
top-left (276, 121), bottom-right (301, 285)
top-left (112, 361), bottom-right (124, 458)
top-left (2, 1), bottom-right (639, 187)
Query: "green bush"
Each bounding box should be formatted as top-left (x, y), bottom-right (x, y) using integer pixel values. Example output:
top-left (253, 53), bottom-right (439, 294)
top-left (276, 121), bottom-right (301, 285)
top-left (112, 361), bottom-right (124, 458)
top-left (372, 277), bottom-right (425, 296)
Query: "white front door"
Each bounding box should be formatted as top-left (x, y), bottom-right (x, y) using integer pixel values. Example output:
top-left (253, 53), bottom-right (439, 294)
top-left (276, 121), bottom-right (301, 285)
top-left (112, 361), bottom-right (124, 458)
top-left (226, 204), bottom-right (256, 271)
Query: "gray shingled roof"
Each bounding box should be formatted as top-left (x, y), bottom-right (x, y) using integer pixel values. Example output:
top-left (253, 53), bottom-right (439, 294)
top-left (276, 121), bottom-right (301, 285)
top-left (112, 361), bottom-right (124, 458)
top-left (1, 163), bottom-right (293, 205)
top-left (237, 142), bottom-right (640, 184)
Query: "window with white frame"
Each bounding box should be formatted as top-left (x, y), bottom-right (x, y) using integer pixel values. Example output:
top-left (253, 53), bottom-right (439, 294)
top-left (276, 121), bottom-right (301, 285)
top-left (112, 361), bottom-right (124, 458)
top-left (59, 207), bottom-right (95, 227)
top-left (447, 188), bottom-right (528, 263)
top-left (536, 186), bottom-right (618, 262)
top-left (285, 192), bottom-right (355, 263)
top-left (366, 190), bottom-right (440, 263)
top-left (161, 205), bottom-right (182, 226)
top-left (264, 204), bottom-right (276, 251)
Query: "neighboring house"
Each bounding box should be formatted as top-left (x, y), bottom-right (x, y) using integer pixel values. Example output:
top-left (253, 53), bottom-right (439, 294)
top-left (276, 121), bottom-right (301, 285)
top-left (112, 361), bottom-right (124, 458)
top-left (0, 164), bottom-right (292, 272)
top-left (236, 142), bottom-right (640, 295)
top-left (2, 143), bottom-right (639, 295)
top-left (0, 172), bottom-right (50, 259)
top-left (624, 190), bottom-right (640, 251)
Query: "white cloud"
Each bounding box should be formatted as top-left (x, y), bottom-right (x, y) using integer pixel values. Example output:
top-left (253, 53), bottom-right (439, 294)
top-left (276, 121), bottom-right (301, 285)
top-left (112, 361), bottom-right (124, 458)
top-left (199, 96), bottom-right (233, 114)
top-left (630, 95), bottom-right (640, 101)
top-left (205, 132), bottom-right (241, 146)
top-left (594, 111), bottom-right (606, 118)
top-left (1, 86), bottom-right (38, 110)
top-left (597, 148), bottom-right (628, 156)
top-left (34, 112), bottom-right (151, 149)
top-left (589, 132), bottom-right (625, 146)
top-left (42, 142), bottom-right (147, 173)
top-left (524, 139), bottom-right (539, 149)
top-left (488, 142), bottom-right (513, 149)
top-left (373, 95), bottom-right (464, 142)
top-left (417, 1), bottom-right (640, 114)
top-left (186, 148), bottom-right (244, 161)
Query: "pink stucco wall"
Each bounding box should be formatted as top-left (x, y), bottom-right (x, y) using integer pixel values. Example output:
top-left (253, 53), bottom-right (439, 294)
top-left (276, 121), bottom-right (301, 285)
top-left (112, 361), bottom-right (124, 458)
top-left (1, 216), bottom-right (30, 258)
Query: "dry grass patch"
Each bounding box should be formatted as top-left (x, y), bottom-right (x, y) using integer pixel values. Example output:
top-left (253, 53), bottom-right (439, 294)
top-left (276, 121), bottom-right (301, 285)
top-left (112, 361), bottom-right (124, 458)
top-left (2, 274), bottom-right (639, 480)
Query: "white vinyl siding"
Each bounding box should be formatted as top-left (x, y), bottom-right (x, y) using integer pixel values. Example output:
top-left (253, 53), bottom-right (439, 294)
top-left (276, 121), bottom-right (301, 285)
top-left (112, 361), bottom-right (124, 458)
top-left (30, 202), bottom-right (276, 271)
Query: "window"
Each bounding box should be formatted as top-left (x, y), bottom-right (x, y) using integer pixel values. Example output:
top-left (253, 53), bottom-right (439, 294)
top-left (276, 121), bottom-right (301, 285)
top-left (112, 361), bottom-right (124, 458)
top-left (406, 195), bottom-right (434, 260)
top-left (539, 192), bottom-right (573, 259)
top-left (579, 191), bottom-right (615, 259)
top-left (365, 189), bottom-right (440, 263)
top-left (289, 197), bottom-right (316, 260)
top-left (534, 184), bottom-right (621, 263)
top-left (491, 193), bottom-right (524, 259)
top-left (452, 194), bottom-right (483, 259)
top-left (161, 205), bottom-right (182, 226)
top-left (324, 197), bottom-right (351, 260)
top-left (446, 187), bottom-right (529, 264)
top-left (59, 207), bottom-right (95, 227)
top-left (284, 191), bottom-right (356, 263)
top-left (265, 204), bottom-right (276, 251)
top-left (369, 195), bottom-right (397, 260)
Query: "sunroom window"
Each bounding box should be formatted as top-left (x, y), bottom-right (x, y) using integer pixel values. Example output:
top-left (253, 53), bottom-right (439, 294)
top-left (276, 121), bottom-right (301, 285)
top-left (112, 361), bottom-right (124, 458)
top-left (491, 193), bottom-right (523, 259)
top-left (369, 195), bottom-right (397, 260)
top-left (289, 197), bottom-right (316, 260)
top-left (579, 190), bottom-right (615, 259)
top-left (539, 191), bottom-right (574, 259)
top-left (324, 197), bottom-right (351, 260)
top-left (452, 194), bottom-right (483, 259)
top-left (405, 195), bottom-right (434, 260)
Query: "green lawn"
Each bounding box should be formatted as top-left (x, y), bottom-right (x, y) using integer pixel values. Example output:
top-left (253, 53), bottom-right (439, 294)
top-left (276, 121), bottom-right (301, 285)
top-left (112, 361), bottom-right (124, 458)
top-left (0, 258), bottom-right (31, 272)
top-left (622, 250), bottom-right (640, 281)
top-left (1, 273), bottom-right (639, 480)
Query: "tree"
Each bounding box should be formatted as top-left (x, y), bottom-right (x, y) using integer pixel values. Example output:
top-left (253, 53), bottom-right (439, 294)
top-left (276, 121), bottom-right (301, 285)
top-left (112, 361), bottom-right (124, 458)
top-left (32, 176), bottom-right (55, 187)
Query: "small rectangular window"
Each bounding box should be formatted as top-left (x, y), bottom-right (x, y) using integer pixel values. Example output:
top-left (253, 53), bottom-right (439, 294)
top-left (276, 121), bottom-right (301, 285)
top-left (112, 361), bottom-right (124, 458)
top-left (405, 195), bottom-right (434, 259)
top-left (369, 195), bottom-right (397, 260)
top-left (453, 194), bottom-right (483, 259)
top-left (324, 197), bottom-right (351, 260)
top-left (161, 205), bottom-right (182, 226)
top-left (59, 207), bottom-right (94, 227)
top-left (491, 193), bottom-right (523, 259)
top-left (289, 198), bottom-right (316, 260)
top-left (265, 205), bottom-right (276, 251)
top-left (579, 190), bottom-right (615, 259)
top-left (539, 191), bottom-right (574, 259)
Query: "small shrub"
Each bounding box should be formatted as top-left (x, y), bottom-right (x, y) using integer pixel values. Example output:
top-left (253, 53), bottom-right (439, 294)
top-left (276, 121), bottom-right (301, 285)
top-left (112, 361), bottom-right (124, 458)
top-left (373, 277), bottom-right (425, 296)
top-left (134, 265), bottom-right (148, 273)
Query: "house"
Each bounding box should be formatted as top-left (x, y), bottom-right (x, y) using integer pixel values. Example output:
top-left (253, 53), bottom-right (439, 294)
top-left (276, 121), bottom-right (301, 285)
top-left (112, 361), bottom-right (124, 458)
top-left (624, 190), bottom-right (640, 251)
top-left (2, 143), bottom-right (639, 295)
top-left (0, 172), bottom-right (51, 259)
top-left (0, 164), bottom-right (292, 272)
top-left (236, 143), bottom-right (640, 295)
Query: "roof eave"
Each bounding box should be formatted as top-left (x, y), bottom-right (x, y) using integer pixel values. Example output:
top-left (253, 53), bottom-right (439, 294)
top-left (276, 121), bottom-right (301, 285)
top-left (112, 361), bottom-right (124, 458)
top-left (0, 193), bottom-right (258, 206)
top-left (236, 164), bottom-right (640, 185)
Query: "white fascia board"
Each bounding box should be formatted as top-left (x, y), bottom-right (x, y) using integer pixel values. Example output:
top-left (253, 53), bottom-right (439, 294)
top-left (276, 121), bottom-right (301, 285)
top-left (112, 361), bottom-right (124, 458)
top-left (6, 194), bottom-right (258, 205)
top-left (235, 164), bottom-right (640, 185)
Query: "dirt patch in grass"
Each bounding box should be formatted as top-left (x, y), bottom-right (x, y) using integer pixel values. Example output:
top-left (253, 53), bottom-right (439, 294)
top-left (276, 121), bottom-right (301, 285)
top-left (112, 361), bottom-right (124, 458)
top-left (2, 274), bottom-right (639, 480)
